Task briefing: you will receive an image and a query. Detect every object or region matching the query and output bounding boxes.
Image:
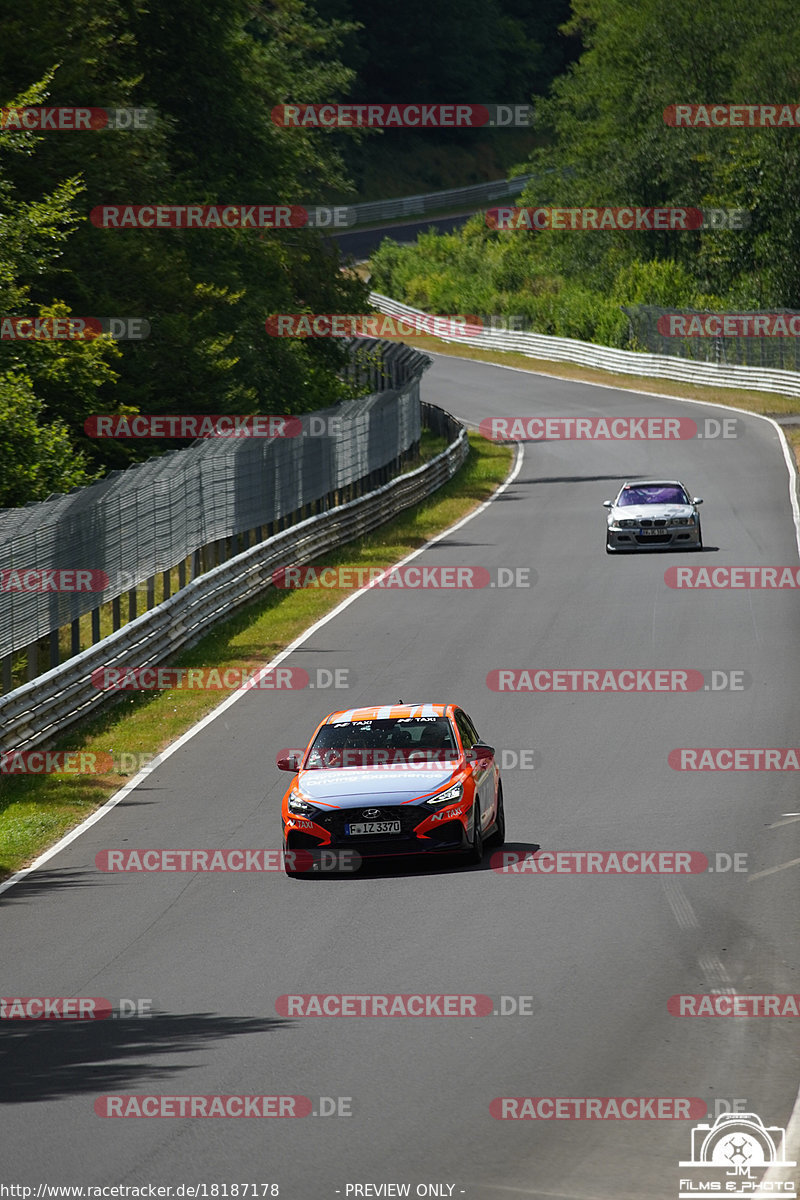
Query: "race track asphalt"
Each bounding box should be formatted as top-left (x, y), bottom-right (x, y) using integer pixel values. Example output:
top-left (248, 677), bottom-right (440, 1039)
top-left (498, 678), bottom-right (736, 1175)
top-left (2, 352), bottom-right (798, 1199)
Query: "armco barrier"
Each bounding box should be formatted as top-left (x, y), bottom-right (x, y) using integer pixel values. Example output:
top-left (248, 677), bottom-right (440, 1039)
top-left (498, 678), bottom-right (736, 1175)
top-left (345, 175), bottom-right (536, 228)
top-left (0, 406), bottom-right (468, 753)
top-left (370, 293), bottom-right (800, 399)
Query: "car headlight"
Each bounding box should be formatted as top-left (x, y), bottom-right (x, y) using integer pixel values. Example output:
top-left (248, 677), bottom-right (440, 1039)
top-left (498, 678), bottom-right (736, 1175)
top-left (288, 789), bottom-right (318, 816)
top-left (615, 519), bottom-right (638, 528)
top-left (424, 782), bottom-right (464, 806)
top-left (670, 517), bottom-right (692, 526)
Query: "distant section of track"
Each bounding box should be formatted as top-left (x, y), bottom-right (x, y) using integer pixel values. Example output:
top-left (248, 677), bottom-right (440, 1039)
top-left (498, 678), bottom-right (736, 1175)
top-left (329, 213), bottom-right (471, 259)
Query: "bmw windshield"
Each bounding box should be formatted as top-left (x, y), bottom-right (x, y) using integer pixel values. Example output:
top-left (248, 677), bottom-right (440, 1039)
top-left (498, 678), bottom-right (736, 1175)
top-left (617, 484), bottom-right (690, 506)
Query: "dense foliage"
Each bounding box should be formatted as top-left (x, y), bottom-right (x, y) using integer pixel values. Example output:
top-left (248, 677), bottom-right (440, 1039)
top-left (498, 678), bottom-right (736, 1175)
top-left (0, 0), bottom-right (370, 500)
top-left (371, 0), bottom-right (800, 345)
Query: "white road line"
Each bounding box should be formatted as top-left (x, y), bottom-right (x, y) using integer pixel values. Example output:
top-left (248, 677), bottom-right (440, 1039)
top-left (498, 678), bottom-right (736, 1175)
top-left (0, 442), bottom-right (525, 899)
top-left (746, 856), bottom-right (800, 882)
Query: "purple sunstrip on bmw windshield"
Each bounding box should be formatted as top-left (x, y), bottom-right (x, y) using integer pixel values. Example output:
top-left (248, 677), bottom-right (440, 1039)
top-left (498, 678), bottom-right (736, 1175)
top-left (618, 486), bottom-right (688, 506)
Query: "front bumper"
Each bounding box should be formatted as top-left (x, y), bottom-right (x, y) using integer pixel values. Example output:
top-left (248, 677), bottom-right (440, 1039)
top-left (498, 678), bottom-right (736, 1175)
top-left (606, 524), bottom-right (701, 550)
top-left (283, 804), bottom-right (472, 859)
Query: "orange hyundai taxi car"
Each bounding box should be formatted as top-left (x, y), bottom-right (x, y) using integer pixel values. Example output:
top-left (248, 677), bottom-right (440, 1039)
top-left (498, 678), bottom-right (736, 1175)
top-left (277, 703), bottom-right (504, 871)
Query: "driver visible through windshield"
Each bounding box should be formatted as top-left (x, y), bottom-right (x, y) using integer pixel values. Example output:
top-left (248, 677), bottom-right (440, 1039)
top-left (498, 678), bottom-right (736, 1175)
top-left (304, 716), bottom-right (458, 769)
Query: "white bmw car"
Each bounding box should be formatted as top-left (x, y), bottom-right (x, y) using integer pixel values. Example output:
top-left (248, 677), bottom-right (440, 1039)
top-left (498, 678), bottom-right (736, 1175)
top-left (603, 480), bottom-right (703, 553)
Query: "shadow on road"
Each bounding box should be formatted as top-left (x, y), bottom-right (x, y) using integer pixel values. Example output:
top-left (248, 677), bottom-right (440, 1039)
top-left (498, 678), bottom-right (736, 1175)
top-left (0, 868), bottom-right (104, 904)
top-left (0, 1012), bottom-right (291, 1103)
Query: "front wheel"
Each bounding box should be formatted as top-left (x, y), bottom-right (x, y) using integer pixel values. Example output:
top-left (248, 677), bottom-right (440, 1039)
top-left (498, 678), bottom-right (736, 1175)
top-left (463, 803), bottom-right (484, 865)
top-left (696, 520), bottom-right (703, 549)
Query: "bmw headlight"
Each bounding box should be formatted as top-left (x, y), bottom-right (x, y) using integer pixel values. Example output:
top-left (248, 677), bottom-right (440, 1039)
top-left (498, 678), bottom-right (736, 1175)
top-left (671, 517), bottom-right (691, 526)
top-left (616, 519), bottom-right (638, 528)
top-left (288, 789), bottom-right (317, 816)
top-left (424, 782), bottom-right (464, 806)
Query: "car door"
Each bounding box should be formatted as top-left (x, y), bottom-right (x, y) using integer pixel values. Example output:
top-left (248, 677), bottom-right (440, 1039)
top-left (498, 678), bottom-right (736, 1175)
top-left (454, 709), bottom-right (494, 831)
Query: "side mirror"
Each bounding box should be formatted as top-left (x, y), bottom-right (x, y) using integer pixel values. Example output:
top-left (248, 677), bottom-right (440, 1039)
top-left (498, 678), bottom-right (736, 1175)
top-left (276, 753), bottom-right (300, 772)
top-left (602, 499), bottom-right (613, 508)
top-left (467, 742), bottom-right (495, 763)
top-left (692, 497), bottom-right (704, 505)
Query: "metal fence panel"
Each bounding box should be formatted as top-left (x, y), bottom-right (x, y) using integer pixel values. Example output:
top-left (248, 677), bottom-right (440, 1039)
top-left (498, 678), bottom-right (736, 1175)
top-left (623, 306), bottom-right (800, 371)
top-left (0, 339), bottom-right (430, 658)
top-left (0, 405), bottom-right (467, 752)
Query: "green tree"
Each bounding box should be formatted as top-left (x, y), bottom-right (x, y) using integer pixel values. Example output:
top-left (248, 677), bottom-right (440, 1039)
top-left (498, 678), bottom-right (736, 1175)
top-left (0, 0), bottom-right (370, 477)
top-left (0, 77), bottom-right (117, 499)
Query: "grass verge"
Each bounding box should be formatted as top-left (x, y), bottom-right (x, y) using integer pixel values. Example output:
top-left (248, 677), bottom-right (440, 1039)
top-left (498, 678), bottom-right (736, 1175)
top-left (0, 431), bottom-right (513, 882)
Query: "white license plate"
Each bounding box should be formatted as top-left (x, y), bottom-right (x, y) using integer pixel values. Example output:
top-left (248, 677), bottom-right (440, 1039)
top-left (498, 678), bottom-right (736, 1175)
top-left (639, 528), bottom-right (667, 536)
top-left (345, 820), bottom-right (402, 835)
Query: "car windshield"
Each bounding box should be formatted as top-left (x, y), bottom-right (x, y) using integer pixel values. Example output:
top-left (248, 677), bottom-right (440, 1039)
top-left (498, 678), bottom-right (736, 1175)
top-left (304, 716), bottom-right (458, 769)
top-left (617, 484), bottom-right (689, 506)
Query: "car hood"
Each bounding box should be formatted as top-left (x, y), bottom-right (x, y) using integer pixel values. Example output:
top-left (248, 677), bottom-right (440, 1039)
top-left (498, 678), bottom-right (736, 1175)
top-left (611, 503), bottom-right (695, 520)
top-left (296, 765), bottom-right (461, 807)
